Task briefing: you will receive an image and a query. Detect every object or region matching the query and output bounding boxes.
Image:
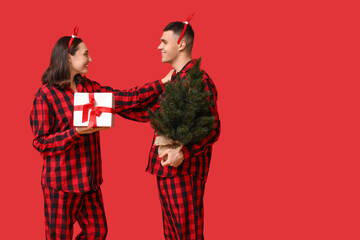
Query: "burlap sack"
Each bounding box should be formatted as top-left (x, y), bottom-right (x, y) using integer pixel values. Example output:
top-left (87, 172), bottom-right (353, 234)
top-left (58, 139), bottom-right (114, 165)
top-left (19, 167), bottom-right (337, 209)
top-left (154, 135), bottom-right (184, 156)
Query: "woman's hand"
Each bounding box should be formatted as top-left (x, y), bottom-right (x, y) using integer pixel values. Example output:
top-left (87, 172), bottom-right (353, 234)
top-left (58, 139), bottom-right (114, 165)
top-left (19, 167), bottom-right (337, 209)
top-left (76, 127), bottom-right (110, 135)
top-left (161, 69), bottom-right (175, 84)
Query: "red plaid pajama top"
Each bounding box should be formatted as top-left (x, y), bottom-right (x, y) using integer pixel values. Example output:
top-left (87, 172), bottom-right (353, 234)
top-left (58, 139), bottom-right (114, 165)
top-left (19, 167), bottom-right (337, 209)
top-left (30, 77), bottom-right (164, 193)
top-left (127, 59), bottom-right (221, 181)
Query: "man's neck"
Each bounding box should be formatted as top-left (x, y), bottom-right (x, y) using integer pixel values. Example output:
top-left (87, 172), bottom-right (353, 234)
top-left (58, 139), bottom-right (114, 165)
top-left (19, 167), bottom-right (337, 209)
top-left (172, 55), bottom-right (192, 73)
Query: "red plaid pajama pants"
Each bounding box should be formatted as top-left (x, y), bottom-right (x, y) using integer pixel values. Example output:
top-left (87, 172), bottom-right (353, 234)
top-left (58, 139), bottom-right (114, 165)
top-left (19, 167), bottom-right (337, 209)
top-left (157, 175), bottom-right (206, 240)
top-left (43, 187), bottom-right (108, 240)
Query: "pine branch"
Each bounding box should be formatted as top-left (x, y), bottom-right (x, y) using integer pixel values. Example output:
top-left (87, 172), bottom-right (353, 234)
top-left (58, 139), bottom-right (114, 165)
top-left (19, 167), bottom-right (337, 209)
top-left (148, 58), bottom-right (215, 145)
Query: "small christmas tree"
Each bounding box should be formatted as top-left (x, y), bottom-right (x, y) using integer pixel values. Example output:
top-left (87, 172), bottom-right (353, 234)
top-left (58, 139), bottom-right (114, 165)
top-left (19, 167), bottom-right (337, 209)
top-left (148, 58), bottom-right (215, 154)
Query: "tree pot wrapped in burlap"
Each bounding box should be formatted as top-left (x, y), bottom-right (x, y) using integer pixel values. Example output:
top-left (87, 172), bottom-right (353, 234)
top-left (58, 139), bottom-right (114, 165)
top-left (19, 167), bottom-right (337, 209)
top-left (154, 135), bottom-right (184, 156)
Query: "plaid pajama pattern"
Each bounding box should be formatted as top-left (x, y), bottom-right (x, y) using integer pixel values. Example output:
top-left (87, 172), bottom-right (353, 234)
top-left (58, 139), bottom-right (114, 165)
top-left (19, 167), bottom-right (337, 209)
top-left (125, 60), bottom-right (220, 239)
top-left (124, 60), bottom-right (220, 181)
top-left (43, 187), bottom-right (107, 240)
top-left (157, 175), bottom-right (206, 240)
top-left (30, 77), bottom-right (164, 193)
top-left (31, 77), bottom-right (164, 238)
top-left (145, 59), bottom-right (221, 181)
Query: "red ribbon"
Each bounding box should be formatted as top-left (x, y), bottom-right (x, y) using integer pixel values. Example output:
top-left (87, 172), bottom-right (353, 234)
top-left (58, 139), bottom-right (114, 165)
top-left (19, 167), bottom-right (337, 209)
top-left (68, 25), bottom-right (79, 52)
top-left (74, 93), bottom-right (115, 128)
top-left (177, 13), bottom-right (195, 44)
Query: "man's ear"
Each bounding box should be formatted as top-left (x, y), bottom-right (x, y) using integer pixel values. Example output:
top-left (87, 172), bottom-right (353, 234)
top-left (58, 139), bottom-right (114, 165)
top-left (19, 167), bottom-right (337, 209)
top-left (178, 40), bottom-right (187, 51)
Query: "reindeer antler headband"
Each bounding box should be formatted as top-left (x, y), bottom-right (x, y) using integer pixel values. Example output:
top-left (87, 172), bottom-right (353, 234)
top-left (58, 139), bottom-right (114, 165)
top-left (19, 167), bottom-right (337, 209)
top-left (177, 13), bottom-right (195, 44)
top-left (68, 25), bottom-right (79, 52)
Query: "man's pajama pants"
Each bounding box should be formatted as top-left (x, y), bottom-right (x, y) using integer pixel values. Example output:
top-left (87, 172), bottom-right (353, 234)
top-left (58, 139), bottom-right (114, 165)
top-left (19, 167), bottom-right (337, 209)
top-left (157, 175), bottom-right (206, 240)
top-left (42, 187), bottom-right (108, 240)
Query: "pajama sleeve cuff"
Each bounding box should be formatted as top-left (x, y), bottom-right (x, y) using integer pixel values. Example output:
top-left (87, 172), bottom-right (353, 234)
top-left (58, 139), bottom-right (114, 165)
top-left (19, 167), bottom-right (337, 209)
top-left (70, 127), bottom-right (82, 142)
top-left (181, 145), bottom-right (191, 161)
top-left (154, 80), bottom-right (165, 94)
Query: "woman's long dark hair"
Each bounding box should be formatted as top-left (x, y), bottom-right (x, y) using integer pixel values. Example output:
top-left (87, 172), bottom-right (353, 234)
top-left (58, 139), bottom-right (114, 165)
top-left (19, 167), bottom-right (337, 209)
top-left (42, 36), bottom-right (85, 89)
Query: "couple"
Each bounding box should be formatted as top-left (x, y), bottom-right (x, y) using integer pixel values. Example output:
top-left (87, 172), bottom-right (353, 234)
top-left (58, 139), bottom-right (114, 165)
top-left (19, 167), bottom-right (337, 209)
top-left (30, 17), bottom-right (220, 240)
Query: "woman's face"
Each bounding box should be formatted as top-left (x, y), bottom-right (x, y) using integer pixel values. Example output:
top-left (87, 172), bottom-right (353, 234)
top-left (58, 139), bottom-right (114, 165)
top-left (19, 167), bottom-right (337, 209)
top-left (68, 42), bottom-right (92, 76)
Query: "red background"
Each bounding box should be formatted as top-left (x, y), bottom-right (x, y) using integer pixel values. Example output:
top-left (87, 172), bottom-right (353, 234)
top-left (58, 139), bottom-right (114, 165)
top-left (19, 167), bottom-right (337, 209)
top-left (0, 0), bottom-right (359, 239)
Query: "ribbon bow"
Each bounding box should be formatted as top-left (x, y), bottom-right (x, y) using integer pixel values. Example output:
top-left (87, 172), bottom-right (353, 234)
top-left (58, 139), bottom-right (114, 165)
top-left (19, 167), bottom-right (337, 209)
top-left (177, 13), bottom-right (195, 44)
top-left (74, 93), bottom-right (115, 128)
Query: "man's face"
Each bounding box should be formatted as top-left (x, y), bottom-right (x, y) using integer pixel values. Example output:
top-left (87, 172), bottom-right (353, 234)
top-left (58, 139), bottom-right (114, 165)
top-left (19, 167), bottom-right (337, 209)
top-left (158, 30), bottom-right (179, 64)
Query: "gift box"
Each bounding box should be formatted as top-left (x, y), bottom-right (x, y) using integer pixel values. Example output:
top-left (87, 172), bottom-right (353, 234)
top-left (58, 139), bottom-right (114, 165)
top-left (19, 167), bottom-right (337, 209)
top-left (73, 92), bottom-right (115, 127)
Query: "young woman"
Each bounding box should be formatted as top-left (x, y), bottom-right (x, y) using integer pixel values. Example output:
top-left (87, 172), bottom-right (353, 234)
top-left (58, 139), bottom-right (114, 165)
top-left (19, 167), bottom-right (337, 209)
top-left (30, 27), bottom-right (173, 239)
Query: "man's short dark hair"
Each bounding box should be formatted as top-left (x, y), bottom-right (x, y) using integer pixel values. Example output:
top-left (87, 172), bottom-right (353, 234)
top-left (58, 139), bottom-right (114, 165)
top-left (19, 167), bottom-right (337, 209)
top-left (164, 22), bottom-right (195, 52)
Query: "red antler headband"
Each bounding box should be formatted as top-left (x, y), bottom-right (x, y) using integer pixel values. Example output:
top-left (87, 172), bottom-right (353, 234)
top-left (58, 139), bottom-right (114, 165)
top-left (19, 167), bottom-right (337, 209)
top-left (177, 13), bottom-right (195, 44)
top-left (68, 25), bottom-right (79, 52)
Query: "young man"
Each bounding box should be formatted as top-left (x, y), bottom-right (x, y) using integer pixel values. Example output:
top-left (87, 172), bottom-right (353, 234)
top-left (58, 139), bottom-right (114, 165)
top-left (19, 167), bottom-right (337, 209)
top-left (130, 20), bottom-right (221, 239)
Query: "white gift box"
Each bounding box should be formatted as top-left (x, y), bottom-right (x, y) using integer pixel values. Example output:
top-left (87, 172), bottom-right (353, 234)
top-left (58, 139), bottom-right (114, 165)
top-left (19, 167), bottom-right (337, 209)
top-left (73, 92), bottom-right (115, 127)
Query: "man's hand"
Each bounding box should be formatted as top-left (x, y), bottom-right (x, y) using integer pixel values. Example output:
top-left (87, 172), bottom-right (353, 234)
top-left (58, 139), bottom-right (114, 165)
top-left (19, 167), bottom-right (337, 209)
top-left (161, 69), bottom-right (175, 84)
top-left (159, 148), bottom-right (185, 167)
top-left (75, 127), bottom-right (110, 135)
